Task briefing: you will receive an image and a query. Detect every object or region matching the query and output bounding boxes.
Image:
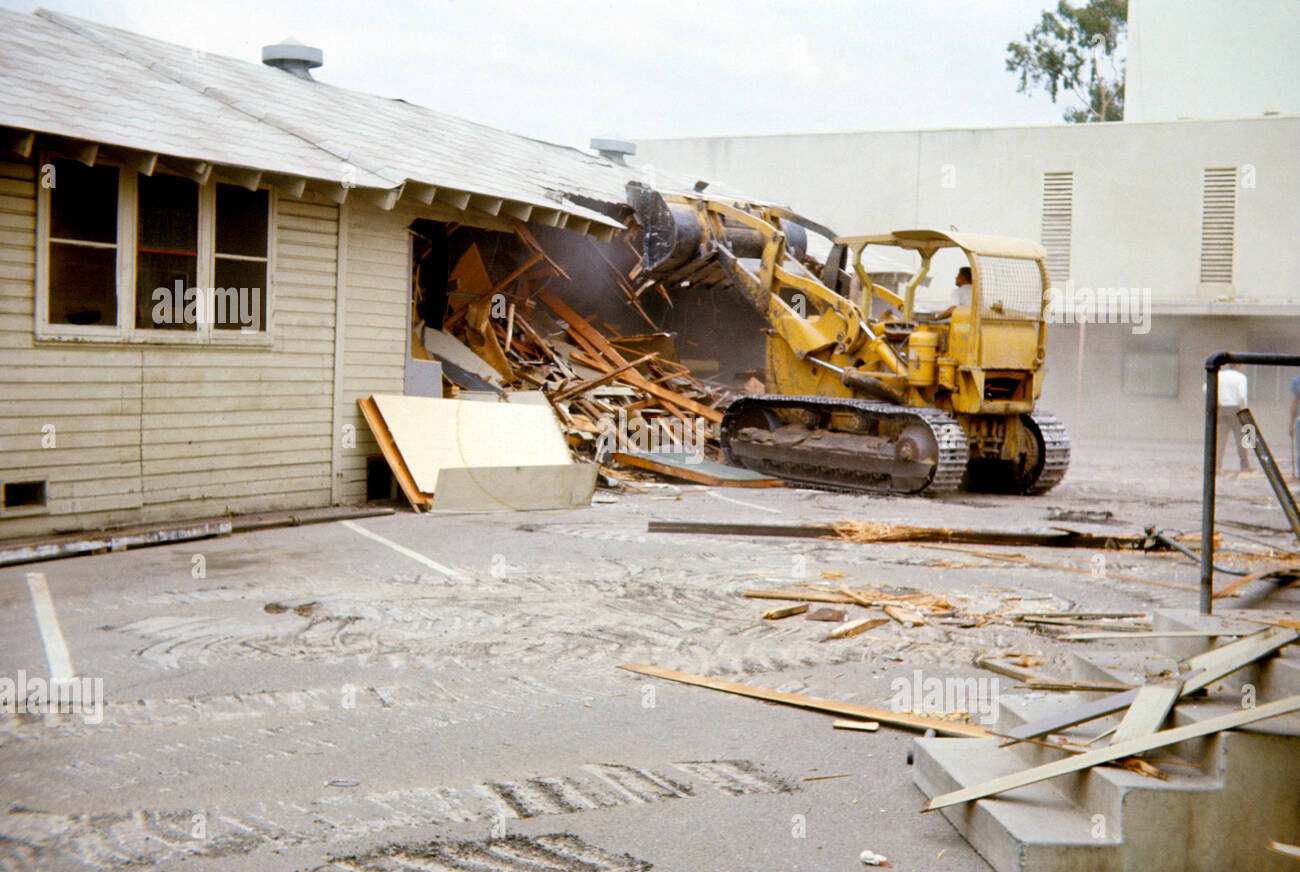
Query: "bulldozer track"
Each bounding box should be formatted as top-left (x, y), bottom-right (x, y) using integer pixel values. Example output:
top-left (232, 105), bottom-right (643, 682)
top-left (1024, 409), bottom-right (1070, 494)
top-left (721, 395), bottom-right (969, 496)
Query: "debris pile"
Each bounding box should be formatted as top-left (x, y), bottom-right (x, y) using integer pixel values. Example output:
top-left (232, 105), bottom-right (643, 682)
top-left (408, 222), bottom-right (783, 487)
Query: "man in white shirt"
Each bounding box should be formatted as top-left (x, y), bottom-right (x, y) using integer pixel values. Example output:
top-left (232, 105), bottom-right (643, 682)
top-left (934, 267), bottom-right (972, 319)
top-left (1213, 364), bottom-right (1252, 474)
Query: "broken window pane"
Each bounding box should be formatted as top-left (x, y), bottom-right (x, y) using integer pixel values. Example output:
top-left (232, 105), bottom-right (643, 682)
top-left (46, 159), bottom-right (119, 326)
top-left (136, 173), bottom-right (198, 330)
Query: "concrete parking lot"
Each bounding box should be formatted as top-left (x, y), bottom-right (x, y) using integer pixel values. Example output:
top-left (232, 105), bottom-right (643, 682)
top-left (1, 440), bottom-right (1296, 871)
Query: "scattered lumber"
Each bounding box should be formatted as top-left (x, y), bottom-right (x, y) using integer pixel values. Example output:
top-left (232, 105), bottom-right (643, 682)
top-left (419, 230), bottom-right (745, 485)
top-left (924, 694), bottom-right (1300, 811)
top-left (618, 663), bottom-right (992, 738)
top-left (1005, 626), bottom-right (1296, 741)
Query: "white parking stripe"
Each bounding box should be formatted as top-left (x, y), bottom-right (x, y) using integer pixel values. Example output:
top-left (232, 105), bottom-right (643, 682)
top-left (26, 572), bottom-right (74, 683)
top-left (705, 490), bottom-right (783, 514)
top-left (341, 520), bottom-right (469, 582)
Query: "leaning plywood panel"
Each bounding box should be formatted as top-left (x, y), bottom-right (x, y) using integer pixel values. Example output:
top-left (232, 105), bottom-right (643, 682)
top-left (430, 464), bottom-right (597, 513)
top-left (369, 395), bottom-right (573, 494)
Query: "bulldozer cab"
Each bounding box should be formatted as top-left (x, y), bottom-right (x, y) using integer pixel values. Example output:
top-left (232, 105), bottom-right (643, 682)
top-left (836, 230), bottom-right (1051, 414)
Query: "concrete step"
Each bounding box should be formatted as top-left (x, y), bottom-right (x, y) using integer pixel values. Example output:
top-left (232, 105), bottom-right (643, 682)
top-left (912, 736), bottom-right (1121, 872)
top-left (919, 631), bottom-right (1300, 871)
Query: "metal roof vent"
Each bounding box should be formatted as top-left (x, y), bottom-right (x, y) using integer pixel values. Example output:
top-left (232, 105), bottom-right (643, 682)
top-left (262, 38), bottom-right (323, 81)
top-left (590, 138), bottom-right (636, 165)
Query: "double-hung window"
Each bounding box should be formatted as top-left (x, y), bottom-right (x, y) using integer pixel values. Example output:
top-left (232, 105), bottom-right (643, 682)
top-left (38, 155), bottom-right (272, 341)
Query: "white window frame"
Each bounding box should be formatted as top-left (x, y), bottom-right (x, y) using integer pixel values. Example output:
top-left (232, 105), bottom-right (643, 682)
top-left (35, 151), bottom-right (276, 346)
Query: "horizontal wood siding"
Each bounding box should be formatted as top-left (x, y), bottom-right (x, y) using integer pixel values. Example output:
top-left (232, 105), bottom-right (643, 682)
top-left (136, 194), bottom-right (337, 518)
top-left (337, 201), bottom-right (410, 503)
top-left (0, 159), bottom-right (144, 537)
top-left (0, 164), bottom-right (341, 538)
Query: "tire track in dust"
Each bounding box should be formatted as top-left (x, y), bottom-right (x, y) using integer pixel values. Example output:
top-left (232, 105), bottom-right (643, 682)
top-left (0, 760), bottom-right (787, 868)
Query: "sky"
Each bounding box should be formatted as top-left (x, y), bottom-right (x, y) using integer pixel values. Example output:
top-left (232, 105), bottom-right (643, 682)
top-left (2, 0), bottom-right (1074, 148)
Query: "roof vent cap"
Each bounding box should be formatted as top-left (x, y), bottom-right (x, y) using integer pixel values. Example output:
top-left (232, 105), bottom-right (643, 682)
top-left (590, 138), bottom-right (636, 165)
top-left (262, 38), bottom-right (323, 81)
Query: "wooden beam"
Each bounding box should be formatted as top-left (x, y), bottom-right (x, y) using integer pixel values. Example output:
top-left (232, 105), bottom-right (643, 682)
top-left (99, 146), bottom-right (156, 176)
top-left (159, 157), bottom-right (211, 185)
top-left (550, 352), bottom-right (658, 403)
top-left (307, 180), bottom-right (349, 204)
top-left (365, 184), bottom-right (404, 211)
top-left (467, 194), bottom-right (503, 216)
top-left (405, 182), bottom-right (438, 205)
top-left (1, 129), bottom-right (35, 159)
top-left (538, 289), bottom-right (723, 423)
top-left (437, 188), bottom-right (472, 211)
top-left (48, 137), bottom-right (98, 166)
top-left (514, 221), bottom-right (572, 279)
top-left (1110, 676), bottom-right (1182, 744)
top-left (619, 662), bottom-right (992, 738)
top-left (266, 174), bottom-right (307, 199)
top-left (924, 694), bottom-right (1300, 812)
top-left (500, 200), bottom-right (534, 221)
top-left (1006, 626), bottom-right (1296, 741)
top-left (216, 166), bottom-right (263, 191)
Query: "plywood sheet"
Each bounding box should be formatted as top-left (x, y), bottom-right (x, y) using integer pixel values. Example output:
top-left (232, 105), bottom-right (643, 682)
top-left (370, 395), bottom-right (572, 494)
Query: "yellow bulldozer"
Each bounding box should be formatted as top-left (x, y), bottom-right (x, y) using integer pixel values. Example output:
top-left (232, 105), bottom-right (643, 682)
top-left (631, 189), bottom-right (1069, 496)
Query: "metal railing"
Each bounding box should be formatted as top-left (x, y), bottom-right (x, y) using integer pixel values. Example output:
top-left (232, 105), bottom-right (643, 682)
top-left (1200, 351), bottom-right (1300, 614)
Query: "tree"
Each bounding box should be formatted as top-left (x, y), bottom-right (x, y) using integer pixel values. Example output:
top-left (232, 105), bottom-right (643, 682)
top-left (1006, 0), bottom-right (1127, 123)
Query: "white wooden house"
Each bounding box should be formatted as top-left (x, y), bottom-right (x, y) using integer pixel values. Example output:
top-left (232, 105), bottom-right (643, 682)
top-left (0, 8), bottom-right (697, 539)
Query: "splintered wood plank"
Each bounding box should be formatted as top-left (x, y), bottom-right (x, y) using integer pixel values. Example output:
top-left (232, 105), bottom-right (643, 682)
top-left (538, 290), bottom-right (723, 423)
top-left (357, 396), bottom-right (431, 512)
top-left (827, 617), bottom-right (889, 639)
top-left (762, 603), bottom-right (809, 620)
top-left (1110, 676), bottom-right (1183, 745)
top-left (924, 695), bottom-right (1300, 812)
top-left (618, 663), bottom-right (992, 738)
